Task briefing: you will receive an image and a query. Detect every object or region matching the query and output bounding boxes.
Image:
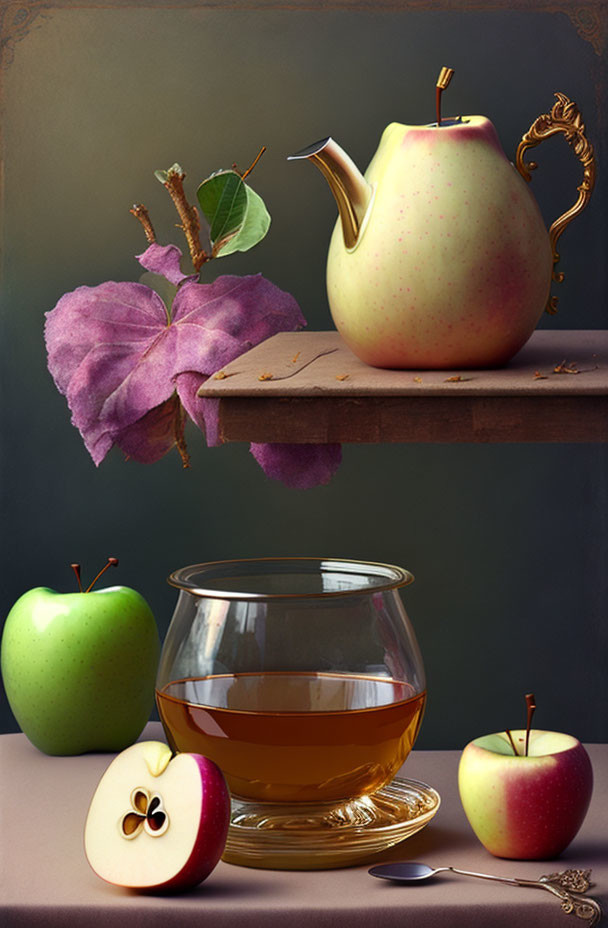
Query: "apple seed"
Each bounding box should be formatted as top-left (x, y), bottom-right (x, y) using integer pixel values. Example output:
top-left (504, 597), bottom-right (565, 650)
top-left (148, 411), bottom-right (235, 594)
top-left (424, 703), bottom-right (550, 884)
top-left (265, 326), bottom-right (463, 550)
top-left (119, 787), bottom-right (170, 840)
top-left (133, 789), bottom-right (149, 814)
top-left (121, 813), bottom-right (145, 838)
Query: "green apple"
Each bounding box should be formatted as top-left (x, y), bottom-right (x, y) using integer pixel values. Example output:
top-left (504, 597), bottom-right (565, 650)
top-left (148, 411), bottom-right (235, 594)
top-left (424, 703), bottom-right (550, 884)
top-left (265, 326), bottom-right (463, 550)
top-left (1, 560), bottom-right (160, 755)
top-left (458, 729), bottom-right (593, 859)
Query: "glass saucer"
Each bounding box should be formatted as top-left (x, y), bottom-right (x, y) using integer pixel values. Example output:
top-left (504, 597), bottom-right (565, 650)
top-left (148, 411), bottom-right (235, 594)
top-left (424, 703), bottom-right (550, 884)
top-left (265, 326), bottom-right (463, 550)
top-left (222, 776), bottom-right (440, 870)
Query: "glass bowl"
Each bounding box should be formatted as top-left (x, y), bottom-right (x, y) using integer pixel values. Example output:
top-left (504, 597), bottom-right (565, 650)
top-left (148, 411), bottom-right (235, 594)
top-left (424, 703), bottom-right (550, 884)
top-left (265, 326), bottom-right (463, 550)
top-left (156, 558), bottom-right (436, 868)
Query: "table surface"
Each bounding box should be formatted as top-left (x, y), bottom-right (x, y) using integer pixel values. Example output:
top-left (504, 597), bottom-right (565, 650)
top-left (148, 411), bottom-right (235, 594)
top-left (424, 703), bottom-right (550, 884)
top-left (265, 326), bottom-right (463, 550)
top-left (196, 330), bottom-right (608, 443)
top-left (2, 723), bottom-right (606, 927)
top-left (199, 331), bottom-right (608, 399)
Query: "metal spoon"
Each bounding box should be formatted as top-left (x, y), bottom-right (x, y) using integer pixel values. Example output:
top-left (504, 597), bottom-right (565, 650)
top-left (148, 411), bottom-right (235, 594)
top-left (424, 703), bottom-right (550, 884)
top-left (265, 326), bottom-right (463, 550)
top-left (369, 863), bottom-right (602, 925)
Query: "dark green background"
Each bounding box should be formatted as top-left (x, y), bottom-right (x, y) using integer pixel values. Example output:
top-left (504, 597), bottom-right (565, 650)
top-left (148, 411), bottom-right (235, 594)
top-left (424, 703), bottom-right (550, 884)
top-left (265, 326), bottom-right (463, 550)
top-left (1, 1), bottom-right (606, 748)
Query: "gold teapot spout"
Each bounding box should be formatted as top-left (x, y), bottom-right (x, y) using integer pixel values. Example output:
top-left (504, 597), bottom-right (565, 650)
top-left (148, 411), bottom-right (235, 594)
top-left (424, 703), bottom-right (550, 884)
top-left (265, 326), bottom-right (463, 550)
top-left (288, 137), bottom-right (373, 250)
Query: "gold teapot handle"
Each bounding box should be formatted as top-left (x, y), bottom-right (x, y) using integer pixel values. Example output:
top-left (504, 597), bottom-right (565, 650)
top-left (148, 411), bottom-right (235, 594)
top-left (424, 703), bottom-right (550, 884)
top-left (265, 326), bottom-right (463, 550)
top-left (515, 92), bottom-right (596, 315)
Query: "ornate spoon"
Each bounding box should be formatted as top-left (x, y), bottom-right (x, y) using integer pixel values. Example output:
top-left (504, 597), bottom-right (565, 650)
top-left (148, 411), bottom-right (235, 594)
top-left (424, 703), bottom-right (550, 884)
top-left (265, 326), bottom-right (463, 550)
top-left (369, 863), bottom-right (602, 925)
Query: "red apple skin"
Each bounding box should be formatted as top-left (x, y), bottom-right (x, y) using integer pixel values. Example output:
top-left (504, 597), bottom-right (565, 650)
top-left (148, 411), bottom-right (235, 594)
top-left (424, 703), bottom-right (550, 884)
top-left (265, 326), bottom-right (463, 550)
top-left (327, 117), bottom-right (553, 370)
top-left (158, 753), bottom-right (231, 892)
top-left (458, 731), bottom-right (593, 859)
top-left (85, 744), bottom-right (231, 892)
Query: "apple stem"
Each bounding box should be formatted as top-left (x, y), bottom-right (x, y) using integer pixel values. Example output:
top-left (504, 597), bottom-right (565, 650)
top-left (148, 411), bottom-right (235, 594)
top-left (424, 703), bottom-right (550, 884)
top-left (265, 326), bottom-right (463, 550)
top-left (84, 557), bottom-right (119, 593)
top-left (70, 563), bottom-right (83, 593)
top-left (435, 66), bottom-right (455, 127)
top-left (525, 692), bottom-right (536, 757)
top-left (505, 728), bottom-right (519, 756)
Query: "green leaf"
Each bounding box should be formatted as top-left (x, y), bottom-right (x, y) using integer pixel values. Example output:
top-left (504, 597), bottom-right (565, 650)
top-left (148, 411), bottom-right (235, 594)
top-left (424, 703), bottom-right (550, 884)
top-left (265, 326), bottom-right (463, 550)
top-left (196, 170), bottom-right (271, 258)
top-left (197, 171), bottom-right (247, 250)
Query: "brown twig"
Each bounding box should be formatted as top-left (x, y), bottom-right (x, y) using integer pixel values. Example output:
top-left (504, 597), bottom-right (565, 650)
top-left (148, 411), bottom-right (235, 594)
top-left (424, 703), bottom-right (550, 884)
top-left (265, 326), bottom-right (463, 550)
top-left (174, 400), bottom-right (190, 468)
top-left (505, 729), bottom-right (519, 756)
top-left (130, 204), bottom-right (157, 244)
top-left (553, 359), bottom-right (598, 375)
top-left (257, 348), bottom-right (339, 383)
top-left (241, 146), bottom-right (266, 180)
top-left (554, 359), bottom-right (579, 374)
top-left (162, 168), bottom-right (209, 273)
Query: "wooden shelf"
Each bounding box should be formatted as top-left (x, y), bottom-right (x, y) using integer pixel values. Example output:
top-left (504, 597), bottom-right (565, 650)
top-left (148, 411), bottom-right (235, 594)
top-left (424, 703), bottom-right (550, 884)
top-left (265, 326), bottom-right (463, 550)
top-left (198, 330), bottom-right (608, 444)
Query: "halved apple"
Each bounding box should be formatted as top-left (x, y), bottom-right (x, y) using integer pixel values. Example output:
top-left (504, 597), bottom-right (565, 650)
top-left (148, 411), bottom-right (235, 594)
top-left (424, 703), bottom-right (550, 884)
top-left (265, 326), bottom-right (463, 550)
top-left (84, 741), bottom-right (231, 891)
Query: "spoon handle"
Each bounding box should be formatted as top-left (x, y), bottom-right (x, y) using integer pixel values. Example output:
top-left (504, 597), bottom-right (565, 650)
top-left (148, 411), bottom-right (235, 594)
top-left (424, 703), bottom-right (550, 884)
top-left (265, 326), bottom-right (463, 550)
top-left (518, 879), bottom-right (602, 926)
top-left (445, 866), bottom-right (521, 886)
top-left (445, 867), bottom-right (602, 925)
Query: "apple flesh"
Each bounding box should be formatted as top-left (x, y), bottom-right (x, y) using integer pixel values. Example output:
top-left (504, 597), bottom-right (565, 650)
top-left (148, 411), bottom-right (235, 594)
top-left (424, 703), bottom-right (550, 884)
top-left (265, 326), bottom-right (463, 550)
top-left (1, 585), bottom-right (160, 754)
top-left (458, 729), bottom-right (593, 859)
top-left (85, 741), bottom-right (231, 891)
top-left (327, 117), bottom-right (553, 369)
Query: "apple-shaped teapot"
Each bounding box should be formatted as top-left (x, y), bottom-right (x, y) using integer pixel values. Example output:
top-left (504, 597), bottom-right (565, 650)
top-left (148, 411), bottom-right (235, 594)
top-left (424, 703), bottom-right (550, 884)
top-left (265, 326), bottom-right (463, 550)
top-left (290, 69), bottom-right (595, 369)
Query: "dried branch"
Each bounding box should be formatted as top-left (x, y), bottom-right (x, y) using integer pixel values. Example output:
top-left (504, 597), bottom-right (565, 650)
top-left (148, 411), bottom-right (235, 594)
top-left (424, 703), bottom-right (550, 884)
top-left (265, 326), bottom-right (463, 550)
top-left (130, 204), bottom-right (157, 244)
top-left (163, 167), bottom-right (209, 273)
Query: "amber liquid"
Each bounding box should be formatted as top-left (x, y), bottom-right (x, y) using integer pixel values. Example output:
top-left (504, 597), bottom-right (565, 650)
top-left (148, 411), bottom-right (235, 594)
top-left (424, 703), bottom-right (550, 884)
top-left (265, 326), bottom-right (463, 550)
top-left (156, 672), bottom-right (426, 803)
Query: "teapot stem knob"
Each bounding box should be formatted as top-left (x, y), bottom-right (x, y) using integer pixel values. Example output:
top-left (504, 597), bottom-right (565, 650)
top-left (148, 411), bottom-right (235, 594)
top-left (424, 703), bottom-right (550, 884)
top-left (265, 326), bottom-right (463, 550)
top-left (436, 67), bottom-right (455, 126)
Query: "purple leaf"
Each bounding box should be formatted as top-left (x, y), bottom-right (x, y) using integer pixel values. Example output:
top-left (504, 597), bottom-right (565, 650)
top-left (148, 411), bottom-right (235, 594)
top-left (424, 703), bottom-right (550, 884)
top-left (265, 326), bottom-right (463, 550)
top-left (180, 384), bottom-right (340, 490)
top-left (46, 263), bottom-right (343, 487)
top-left (198, 397), bottom-right (221, 446)
top-left (170, 274), bottom-right (305, 361)
top-left (175, 371), bottom-right (208, 434)
top-left (114, 395), bottom-right (184, 464)
top-left (136, 243), bottom-right (196, 286)
top-left (45, 274), bottom-right (305, 467)
top-left (250, 442), bottom-right (343, 489)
